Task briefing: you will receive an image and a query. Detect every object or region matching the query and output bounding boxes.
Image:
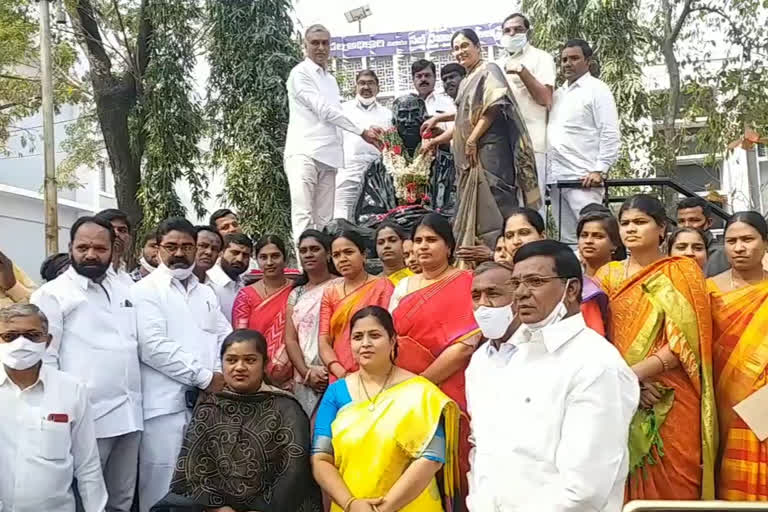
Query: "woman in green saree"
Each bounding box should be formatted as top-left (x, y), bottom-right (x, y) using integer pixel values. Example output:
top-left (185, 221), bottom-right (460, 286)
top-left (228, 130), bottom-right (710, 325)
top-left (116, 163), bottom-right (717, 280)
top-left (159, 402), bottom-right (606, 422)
top-left (422, 28), bottom-right (540, 252)
top-left (150, 329), bottom-right (322, 512)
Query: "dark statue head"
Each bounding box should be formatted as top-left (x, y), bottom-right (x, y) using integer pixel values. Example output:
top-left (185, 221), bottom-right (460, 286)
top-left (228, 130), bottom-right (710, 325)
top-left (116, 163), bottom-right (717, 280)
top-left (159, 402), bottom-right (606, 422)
top-left (392, 94), bottom-right (428, 155)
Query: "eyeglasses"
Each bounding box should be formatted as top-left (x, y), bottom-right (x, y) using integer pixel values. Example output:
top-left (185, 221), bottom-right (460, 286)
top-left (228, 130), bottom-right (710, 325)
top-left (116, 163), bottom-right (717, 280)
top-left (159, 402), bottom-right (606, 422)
top-left (160, 243), bottom-right (196, 255)
top-left (508, 275), bottom-right (567, 291)
top-left (0, 331), bottom-right (46, 343)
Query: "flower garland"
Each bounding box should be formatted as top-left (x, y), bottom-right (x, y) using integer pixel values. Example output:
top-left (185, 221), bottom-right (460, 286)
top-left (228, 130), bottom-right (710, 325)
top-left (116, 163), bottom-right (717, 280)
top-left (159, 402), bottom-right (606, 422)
top-left (378, 127), bottom-right (434, 205)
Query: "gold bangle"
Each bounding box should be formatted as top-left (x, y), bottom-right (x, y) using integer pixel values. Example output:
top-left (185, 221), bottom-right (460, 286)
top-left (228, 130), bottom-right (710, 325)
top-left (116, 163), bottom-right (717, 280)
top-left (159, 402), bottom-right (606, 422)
top-left (651, 353), bottom-right (669, 373)
top-left (343, 497), bottom-right (357, 512)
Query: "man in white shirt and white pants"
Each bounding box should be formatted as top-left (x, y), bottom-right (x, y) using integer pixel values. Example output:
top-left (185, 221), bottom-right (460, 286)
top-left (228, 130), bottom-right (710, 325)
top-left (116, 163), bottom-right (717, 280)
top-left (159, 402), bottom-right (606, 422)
top-left (466, 241), bottom-right (638, 511)
top-left (0, 303), bottom-right (107, 512)
top-left (334, 69), bottom-right (393, 221)
top-left (132, 218), bottom-right (230, 512)
top-left (31, 216), bottom-right (142, 512)
top-left (548, 39), bottom-right (620, 246)
top-left (285, 24), bottom-right (381, 242)
top-left (497, 13), bottom-right (557, 221)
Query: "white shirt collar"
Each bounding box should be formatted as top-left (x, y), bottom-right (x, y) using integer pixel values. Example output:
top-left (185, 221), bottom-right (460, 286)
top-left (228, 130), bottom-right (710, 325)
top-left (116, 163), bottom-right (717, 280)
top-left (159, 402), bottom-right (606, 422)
top-left (305, 57), bottom-right (328, 74)
top-left (515, 313), bottom-right (587, 353)
top-left (0, 363), bottom-right (47, 390)
top-left (206, 262), bottom-right (240, 287)
top-left (566, 72), bottom-right (593, 90)
top-left (65, 265), bottom-right (106, 291)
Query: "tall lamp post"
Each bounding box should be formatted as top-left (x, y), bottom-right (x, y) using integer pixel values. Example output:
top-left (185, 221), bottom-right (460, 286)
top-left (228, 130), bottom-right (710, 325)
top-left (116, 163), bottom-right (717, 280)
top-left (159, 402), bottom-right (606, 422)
top-left (37, 0), bottom-right (58, 256)
top-left (344, 5), bottom-right (372, 34)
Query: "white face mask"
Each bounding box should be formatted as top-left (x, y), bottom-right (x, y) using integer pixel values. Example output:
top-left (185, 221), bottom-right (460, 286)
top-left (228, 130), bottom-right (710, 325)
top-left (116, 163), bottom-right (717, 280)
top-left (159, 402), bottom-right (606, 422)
top-left (473, 305), bottom-right (515, 340)
top-left (357, 94), bottom-right (376, 107)
top-left (523, 279), bottom-right (574, 331)
top-left (501, 33), bottom-right (527, 56)
top-left (168, 264), bottom-right (195, 281)
top-left (0, 336), bottom-right (46, 370)
top-left (140, 256), bottom-right (156, 274)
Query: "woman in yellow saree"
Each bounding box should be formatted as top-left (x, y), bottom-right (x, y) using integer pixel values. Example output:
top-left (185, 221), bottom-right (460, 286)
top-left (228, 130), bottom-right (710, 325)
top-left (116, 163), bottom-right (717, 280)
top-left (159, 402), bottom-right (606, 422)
top-left (708, 211), bottom-right (768, 500)
top-left (318, 231), bottom-right (394, 382)
top-left (375, 222), bottom-right (413, 286)
top-left (595, 194), bottom-right (717, 501)
top-left (312, 306), bottom-right (460, 512)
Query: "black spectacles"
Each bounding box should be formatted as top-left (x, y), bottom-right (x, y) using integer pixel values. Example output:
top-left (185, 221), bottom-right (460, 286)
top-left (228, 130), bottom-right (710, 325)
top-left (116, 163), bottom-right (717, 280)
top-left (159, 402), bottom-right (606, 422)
top-left (508, 275), bottom-right (567, 291)
top-left (0, 331), bottom-right (46, 343)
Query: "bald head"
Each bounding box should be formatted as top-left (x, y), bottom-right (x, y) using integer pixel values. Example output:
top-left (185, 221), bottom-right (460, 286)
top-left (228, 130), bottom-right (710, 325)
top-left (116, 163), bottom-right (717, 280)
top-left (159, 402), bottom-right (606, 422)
top-left (304, 24), bottom-right (331, 68)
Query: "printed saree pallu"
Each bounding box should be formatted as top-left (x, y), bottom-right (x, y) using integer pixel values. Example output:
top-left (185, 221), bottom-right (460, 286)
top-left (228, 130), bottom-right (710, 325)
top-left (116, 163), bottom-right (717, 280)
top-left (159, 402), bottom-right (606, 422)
top-left (233, 284), bottom-right (294, 385)
top-left (151, 389), bottom-right (322, 512)
top-left (710, 280), bottom-right (768, 500)
top-left (391, 270), bottom-right (480, 494)
top-left (596, 257), bottom-right (717, 501)
top-left (320, 277), bottom-right (394, 377)
top-left (330, 377), bottom-right (460, 512)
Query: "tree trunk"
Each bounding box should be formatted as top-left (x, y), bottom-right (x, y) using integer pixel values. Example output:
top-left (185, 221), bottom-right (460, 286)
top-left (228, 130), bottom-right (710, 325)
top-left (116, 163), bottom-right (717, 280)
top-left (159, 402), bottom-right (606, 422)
top-left (661, 38), bottom-right (681, 179)
top-left (93, 79), bottom-right (142, 230)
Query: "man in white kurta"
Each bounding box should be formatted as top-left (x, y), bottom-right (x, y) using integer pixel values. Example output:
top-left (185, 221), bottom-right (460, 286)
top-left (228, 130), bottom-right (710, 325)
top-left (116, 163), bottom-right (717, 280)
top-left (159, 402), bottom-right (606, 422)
top-left (0, 303), bottom-right (107, 512)
top-left (285, 24), bottom-right (381, 242)
top-left (466, 242), bottom-right (638, 511)
top-left (412, 59), bottom-right (456, 132)
top-left (132, 218), bottom-right (230, 512)
top-left (333, 70), bottom-right (392, 221)
top-left (497, 13), bottom-right (557, 221)
top-left (548, 39), bottom-right (620, 246)
top-left (206, 233), bottom-right (252, 324)
top-left (32, 216), bottom-right (141, 512)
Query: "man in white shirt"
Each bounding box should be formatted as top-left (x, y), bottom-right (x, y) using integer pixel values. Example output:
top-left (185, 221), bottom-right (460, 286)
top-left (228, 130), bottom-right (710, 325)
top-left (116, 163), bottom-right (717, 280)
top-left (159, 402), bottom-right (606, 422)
top-left (31, 216), bottom-right (141, 512)
top-left (466, 241), bottom-right (638, 511)
top-left (0, 303), bottom-right (107, 512)
top-left (192, 225), bottom-right (223, 285)
top-left (206, 233), bottom-right (252, 323)
top-left (548, 39), bottom-right (620, 246)
top-left (412, 59), bottom-right (456, 131)
top-left (285, 25), bottom-right (382, 243)
top-left (96, 208), bottom-right (136, 287)
top-left (132, 218), bottom-right (230, 512)
top-left (333, 69), bottom-right (392, 221)
top-left (497, 13), bottom-right (557, 220)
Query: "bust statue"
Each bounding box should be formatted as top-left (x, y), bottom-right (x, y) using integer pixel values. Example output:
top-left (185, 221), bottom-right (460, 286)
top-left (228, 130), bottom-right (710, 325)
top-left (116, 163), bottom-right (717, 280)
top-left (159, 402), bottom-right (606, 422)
top-left (392, 95), bottom-right (429, 157)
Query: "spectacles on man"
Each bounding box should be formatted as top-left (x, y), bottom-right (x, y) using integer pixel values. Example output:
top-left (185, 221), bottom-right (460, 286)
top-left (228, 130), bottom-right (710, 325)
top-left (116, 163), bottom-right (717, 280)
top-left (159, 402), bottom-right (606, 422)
top-left (508, 275), bottom-right (570, 291)
top-left (160, 243), bottom-right (196, 255)
top-left (0, 331), bottom-right (47, 343)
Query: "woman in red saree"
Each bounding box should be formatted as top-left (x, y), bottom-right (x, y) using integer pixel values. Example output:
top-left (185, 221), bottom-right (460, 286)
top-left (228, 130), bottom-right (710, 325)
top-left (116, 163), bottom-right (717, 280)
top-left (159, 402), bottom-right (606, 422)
top-left (708, 211), bottom-right (768, 500)
top-left (390, 213), bottom-right (481, 495)
top-left (318, 230), bottom-right (394, 381)
top-left (232, 235), bottom-right (294, 389)
top-left (595, 194), bottom-right (717, 501)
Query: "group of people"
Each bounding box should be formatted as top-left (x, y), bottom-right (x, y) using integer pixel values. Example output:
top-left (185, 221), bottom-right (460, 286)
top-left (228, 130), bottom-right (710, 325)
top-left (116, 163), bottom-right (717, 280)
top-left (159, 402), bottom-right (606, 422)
top-left (286, 13), bottom-right (619, 251)
top-left (2, 8), bottom-right (768, 512)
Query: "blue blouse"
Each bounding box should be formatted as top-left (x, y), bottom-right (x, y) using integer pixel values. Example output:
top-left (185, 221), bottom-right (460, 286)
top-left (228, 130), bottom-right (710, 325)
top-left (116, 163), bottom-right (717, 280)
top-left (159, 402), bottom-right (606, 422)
top-left (312, 379), bottom-right (446, 463)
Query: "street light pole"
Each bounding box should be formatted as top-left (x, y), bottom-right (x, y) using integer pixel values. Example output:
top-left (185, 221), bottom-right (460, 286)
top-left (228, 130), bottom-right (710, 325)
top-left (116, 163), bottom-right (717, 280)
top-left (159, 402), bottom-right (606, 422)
top-left (38, 0), bottom-right (58, 256)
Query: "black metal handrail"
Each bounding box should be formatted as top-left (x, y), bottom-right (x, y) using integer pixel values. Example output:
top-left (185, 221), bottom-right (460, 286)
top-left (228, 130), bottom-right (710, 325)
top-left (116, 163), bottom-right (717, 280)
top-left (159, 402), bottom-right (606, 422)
top-left (553, 178), bottom-right (730, 221)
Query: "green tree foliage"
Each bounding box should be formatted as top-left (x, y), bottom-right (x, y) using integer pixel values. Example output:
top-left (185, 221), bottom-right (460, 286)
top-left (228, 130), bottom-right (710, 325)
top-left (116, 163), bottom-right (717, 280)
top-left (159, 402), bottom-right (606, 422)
top-left (522, 0), bottom-right (652, 181)
top-left (135, 0), bottom-right (208, 234)
top-left (206, 0), bottom-right (301, 244)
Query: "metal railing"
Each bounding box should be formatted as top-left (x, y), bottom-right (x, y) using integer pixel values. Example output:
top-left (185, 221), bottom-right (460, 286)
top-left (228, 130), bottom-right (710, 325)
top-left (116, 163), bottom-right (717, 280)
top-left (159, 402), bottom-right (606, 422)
top-left (553, 177), bottom-right (731, 221)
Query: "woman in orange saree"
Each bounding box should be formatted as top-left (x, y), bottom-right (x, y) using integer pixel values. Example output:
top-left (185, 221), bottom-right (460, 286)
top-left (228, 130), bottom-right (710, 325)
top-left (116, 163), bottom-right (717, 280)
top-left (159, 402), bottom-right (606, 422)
top-left (595, 194), bottom-right (717, 501)
top-left (318, 231), bottom-right (394, 382)
top-left (390, 213), bottom-right (481, 496)
top-left (232, 235), bottom-right (294, 389)
top-left (708, 211), bottom-right (768, 500)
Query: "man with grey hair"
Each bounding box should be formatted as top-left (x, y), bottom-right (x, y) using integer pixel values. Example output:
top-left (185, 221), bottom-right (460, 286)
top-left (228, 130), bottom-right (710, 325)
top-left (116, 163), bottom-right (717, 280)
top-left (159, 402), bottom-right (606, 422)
top-left (285, 24), bottom-right (383, 241)
top-left (0, 303), bottom-right (107, 511)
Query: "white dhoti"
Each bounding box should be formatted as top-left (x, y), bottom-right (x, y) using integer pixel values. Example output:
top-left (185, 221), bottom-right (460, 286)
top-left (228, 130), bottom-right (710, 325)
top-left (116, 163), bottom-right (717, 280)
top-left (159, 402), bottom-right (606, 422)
top-left (333, 159), bottom-right (373, 221)
top-left (550, 185), bottom-right (605, 246)
top-left (138, 411), bottom-right (190, 512)
top-left (98, 431), bottom-right (142, 512)
top-left (285, 154), bottom-right (336, 243)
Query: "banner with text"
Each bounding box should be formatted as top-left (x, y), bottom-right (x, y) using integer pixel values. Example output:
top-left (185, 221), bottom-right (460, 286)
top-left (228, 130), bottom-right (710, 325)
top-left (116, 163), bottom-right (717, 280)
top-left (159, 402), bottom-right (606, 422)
top-left (330, 23), bottom-right (502, 58)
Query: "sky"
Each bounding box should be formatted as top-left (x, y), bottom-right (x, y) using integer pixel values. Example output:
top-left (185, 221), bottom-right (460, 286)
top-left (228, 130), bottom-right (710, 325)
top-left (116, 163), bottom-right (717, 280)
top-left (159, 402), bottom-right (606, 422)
top-left (291, 0), bottom-right (520, 37)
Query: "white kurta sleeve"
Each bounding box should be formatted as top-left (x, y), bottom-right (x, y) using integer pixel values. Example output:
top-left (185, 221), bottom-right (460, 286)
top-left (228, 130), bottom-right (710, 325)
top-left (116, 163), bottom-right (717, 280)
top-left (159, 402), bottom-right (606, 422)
top-left (592, 85), bottom-right (620, 173)
top-left (71, 384), bottom-right (108, 512)
top-left (289, 67), bottom-right (362, 135)
top-left (133, 286), bottom-right (213, 389)
top-left (30, 288), bottom-right (63, 368)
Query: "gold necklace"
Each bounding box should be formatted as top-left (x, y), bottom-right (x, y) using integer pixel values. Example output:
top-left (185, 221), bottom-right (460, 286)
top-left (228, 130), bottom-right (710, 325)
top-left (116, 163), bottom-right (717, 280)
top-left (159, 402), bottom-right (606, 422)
top-left (343, 273), bottom-right (370, 297)
top-left (359, 365), bottom-right (394, 412)
top-left (729, 268), bottom-right (768, 289)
